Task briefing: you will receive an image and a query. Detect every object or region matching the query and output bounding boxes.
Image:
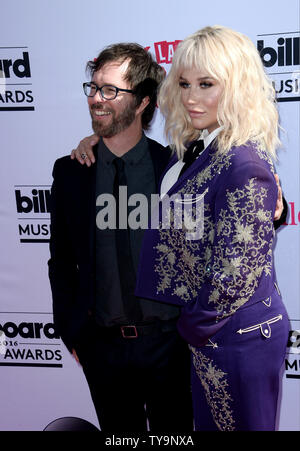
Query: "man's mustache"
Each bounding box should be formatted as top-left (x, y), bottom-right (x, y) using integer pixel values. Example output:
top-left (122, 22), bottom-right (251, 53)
top-left (90, 104), bottom-right (112, 112)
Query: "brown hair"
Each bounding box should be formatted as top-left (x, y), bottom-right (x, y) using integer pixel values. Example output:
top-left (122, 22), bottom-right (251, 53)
top-left (87, 43), bottom-right (165, 130)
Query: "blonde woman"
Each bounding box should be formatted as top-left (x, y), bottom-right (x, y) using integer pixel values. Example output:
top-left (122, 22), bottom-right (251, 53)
top-left (134, 26), bottom-right (289, 431)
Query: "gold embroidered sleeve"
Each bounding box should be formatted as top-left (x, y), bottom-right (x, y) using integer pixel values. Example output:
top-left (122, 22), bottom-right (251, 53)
top-left (208, 164), bottom-right (276, 319)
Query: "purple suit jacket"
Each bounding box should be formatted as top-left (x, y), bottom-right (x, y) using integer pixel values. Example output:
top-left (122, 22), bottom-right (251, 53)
top-left (135, 141), bottom-right (280, 347)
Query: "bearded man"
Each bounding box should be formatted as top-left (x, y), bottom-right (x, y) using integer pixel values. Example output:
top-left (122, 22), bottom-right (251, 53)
top-left (48, 43), bottom-right (193, 432)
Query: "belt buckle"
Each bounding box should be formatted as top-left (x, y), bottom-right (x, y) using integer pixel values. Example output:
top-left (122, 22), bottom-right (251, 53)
top-left (121, 325), bottom-right (138, 339)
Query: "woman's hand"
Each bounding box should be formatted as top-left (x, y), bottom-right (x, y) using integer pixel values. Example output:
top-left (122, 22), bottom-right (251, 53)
top-left (70, 134), bottom-right (99, 166)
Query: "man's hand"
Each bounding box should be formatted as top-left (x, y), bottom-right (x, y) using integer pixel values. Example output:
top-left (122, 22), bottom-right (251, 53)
top-left (71, 134), bottom-right (99, 166)
top-left (274, 174), bottom-right (284, 221)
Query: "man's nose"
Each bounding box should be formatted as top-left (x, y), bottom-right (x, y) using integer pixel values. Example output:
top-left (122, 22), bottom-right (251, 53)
top-left (93, 88), bottom-right (106, 102)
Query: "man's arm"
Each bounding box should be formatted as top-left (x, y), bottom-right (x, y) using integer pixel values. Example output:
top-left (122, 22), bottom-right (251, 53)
top-left (48, 159), bottom-right (79, 353)
top-left (273, 174), bottom-right (288, 229)
top-left (69, 136), bottom-right (288, 228)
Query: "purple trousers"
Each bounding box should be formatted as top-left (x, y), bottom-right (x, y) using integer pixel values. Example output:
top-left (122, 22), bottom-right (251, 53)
top-left (189, 291), bottom-right (289, 431)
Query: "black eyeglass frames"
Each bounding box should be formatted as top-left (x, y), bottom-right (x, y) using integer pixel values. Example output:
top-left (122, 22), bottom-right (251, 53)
top-left (83, 82), bottom-right (134, 100)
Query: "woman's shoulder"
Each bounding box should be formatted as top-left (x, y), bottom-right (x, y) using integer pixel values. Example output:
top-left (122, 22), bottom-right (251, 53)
top-left (227, 141), bottom-right (275, 173)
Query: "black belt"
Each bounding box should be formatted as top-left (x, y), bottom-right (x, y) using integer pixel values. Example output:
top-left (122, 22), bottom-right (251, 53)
top-left (93, 319), bottom-right (178, 339)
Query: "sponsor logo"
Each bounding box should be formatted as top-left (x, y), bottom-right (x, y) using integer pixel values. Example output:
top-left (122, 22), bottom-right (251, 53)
top-left (257, 31), bottom-right (300, 102)
top-left (0, 46), bottom-right (35, 111)
top-left (0, 313), bottom-right (62, 368)
top-left (145, 40), bottom-right (181, 73)
top-left (285, 320), bottom-right (300, 379)
top-left (153, 40), bottom-right (182, 65)
top-left (15, 185), bottom-right (51, 243)
top-left (282, 201), bottom-right (300, 227)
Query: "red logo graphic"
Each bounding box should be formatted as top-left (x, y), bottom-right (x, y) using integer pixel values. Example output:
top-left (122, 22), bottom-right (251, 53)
top-left (153, 40), bottom-right (182, 64)
top-left (286, 201), bottom-right (300, 226)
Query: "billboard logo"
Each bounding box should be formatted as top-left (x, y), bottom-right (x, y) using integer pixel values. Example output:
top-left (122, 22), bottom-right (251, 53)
top-left (15, 185), bottom-right (51, 243)
top-left (16, 188), bottom-right (50, 214)
top-left (257, 32), bottom-right (300, 102)
top-left (0, 51), bottom-right (31, 78)
top-left (287, 329), bottom-right (300, 355)
top-left (258, 36), bottom-right (300, 67)
top-left (0, 313), bottom-right (63, 368)
top-left (285, 321), bottom-right (300, 380)
top-left (0, 331), bottom-right (6, 355)
top-left (0, 47), bottom-right (35, 111)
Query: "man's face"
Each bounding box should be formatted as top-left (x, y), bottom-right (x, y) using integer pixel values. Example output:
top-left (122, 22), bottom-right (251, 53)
top-left (88, 60), bottom-right (137, 138)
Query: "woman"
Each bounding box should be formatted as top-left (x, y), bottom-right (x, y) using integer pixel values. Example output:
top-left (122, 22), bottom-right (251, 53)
top-left (134, 26), bottom-right (289, 431)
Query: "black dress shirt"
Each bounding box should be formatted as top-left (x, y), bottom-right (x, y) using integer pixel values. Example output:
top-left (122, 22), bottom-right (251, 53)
top-left (94, 134), bottom-right (179, 326)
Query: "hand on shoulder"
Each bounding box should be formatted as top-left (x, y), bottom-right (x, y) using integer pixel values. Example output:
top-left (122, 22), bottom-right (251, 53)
top-left (70, 134), bottom-right (99, 166)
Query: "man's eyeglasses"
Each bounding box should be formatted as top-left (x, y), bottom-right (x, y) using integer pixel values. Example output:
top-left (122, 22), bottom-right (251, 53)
top-left (83, 82), bottom-right (134, 100)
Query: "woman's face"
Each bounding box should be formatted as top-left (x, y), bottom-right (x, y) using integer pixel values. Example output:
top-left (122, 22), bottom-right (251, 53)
top-left (179, 67), bottom-right (222, 133)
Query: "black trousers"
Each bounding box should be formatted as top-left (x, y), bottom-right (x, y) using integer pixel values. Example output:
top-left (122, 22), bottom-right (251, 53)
top-left (76, 321), bottom-right (193, 432)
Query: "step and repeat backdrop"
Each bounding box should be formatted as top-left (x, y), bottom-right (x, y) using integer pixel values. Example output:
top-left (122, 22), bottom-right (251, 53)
top-left (0, 0), bottom-right (299, 431)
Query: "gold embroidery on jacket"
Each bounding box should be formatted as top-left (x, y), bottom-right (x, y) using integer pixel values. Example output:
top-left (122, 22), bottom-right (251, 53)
top-left (256, 147), bottom-right (275, 173)
top-left (154, 150), bottom-right (228, 300)
top-left (180, 151), bottom-right (232, 194)
top-left (154, 149), bottom-right (275, 319)
top-left (154, 205), bottom-right (214, 300)
top-left (210, 177), bottom-right (273, 319)
top-left (190, 346), bottom-right (235, 431)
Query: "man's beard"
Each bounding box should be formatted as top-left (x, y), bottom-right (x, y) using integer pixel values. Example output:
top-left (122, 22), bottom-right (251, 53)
top-left (90, 100), bottom-right (137, 138)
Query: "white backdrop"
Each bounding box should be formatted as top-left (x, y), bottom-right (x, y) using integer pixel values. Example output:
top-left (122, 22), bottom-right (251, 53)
top-left (0, 0), bottom-right (299, 431)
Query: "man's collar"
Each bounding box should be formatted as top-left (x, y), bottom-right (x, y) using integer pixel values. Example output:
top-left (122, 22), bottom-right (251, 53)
top-left (97, 133), bottom-right (148, 166)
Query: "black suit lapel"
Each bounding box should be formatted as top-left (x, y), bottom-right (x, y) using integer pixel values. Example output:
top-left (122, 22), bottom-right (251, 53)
top-left (86, 145), bottom-right (99, 258)
top-left (147, 137), bottom-right (171, 190)
top-left (74, 148), bottom-right (98, 261)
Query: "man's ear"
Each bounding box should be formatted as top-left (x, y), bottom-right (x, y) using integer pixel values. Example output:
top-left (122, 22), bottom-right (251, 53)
top-left (135, 96), bottom-right (150, 116)
top-left (134, 78), bottom-right (157, 116)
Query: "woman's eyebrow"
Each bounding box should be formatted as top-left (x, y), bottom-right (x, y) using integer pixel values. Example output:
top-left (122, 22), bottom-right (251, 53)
top-left (179, 76), bottom-right (214, 81)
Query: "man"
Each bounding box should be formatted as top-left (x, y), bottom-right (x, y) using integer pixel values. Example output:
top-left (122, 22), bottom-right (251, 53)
top-left (48, 43), bottom-right (193, 432)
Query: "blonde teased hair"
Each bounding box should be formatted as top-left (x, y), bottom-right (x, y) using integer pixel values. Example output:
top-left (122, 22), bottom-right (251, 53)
top-left (158, 25), bottom-right (281, 159)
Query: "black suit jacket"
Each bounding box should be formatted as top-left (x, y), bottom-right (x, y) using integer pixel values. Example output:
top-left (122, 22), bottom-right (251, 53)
top-left (48, 138), bottom-right (171, 352)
